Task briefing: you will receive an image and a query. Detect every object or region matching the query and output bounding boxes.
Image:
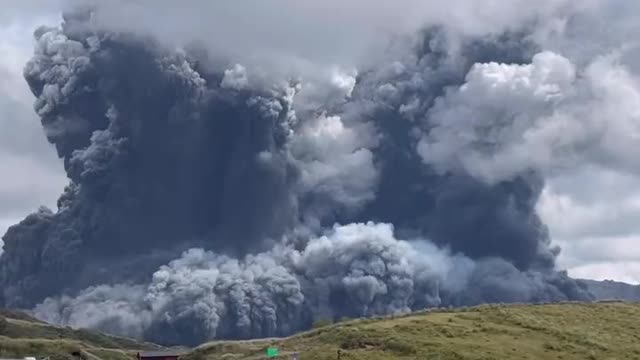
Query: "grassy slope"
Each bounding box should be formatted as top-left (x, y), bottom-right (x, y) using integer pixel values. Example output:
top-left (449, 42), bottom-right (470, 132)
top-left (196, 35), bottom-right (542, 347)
top-left (0, 310), bottom-right (163, 360)
top-left (186, 302), bottom-right (640, 360)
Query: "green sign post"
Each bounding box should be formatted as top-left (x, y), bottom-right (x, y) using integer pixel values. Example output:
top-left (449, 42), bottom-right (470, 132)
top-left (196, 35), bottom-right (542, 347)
top-left (266, 347), bottom-right (279, 358)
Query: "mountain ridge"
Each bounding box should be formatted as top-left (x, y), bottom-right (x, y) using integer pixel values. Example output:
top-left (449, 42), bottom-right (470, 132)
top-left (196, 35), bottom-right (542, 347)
top-left (0, 309), bottom-right (164, 360)
top-left (184, 301), bottom-right (640, 360)
top-left (581, 278), bottom-right (640, 301)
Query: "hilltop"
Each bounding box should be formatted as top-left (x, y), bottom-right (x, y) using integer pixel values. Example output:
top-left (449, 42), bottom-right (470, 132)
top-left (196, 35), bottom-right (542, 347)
top-left (3, 302), bottom-right (640, 360)
top-left (0, 309), bottom-right (163, 360)
top-left (185, 302), bottom-right (640, 360)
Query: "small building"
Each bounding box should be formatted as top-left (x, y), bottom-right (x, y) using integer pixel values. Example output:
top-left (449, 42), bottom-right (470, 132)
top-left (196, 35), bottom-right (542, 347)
top-left (137, 351), bottom-right (186, 360)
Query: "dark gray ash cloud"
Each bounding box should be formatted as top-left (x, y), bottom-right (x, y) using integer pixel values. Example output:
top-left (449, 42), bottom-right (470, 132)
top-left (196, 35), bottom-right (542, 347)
top-left (10, 0), bottom-right (640, 345)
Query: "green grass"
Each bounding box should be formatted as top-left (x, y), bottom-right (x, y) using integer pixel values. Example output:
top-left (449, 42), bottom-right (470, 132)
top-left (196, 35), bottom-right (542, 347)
top-left (0, 309), bottom-right (162, 360)
top-left (185, 302), bottom-right (640, 360)
top-left (4, 302), bottom-right (640, 360)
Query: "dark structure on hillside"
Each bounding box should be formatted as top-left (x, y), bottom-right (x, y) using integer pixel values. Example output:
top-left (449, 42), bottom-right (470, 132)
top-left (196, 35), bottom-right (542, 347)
top-left (137, 351), bottom-right (185, 360)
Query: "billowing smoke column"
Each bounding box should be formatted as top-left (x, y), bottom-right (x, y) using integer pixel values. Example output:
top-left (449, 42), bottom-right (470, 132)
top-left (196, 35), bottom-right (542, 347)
top-left (0, 9), bottom-right (593, 345)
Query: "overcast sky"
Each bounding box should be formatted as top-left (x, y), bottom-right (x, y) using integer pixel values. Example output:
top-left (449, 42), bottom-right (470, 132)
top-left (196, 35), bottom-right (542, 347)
top-left (0, 3), bottom-right (68, 256)
top-left (1, 0), bottom-right (640, 284)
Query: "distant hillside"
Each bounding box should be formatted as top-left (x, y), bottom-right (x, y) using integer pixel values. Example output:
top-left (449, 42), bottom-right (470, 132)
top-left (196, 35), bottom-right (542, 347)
top-left (185, 302), bottom-right (640, 360)
top-left (583, 279), bottom-right (640, 301)
top-left (0, 309), bottom-right (163, 360)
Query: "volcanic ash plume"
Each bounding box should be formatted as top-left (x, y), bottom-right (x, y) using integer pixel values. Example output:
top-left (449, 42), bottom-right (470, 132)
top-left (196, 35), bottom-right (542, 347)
top-left (32, 222), bottom-right (586, 346)
top-left (0, 8), bottom-right (593, 345)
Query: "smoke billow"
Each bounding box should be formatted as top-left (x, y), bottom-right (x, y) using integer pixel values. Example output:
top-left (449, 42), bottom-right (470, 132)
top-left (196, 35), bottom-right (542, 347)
top-left (0, 4), bottom-right (600, 345)
top-left (31, 222), bottom-right (585, 346)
